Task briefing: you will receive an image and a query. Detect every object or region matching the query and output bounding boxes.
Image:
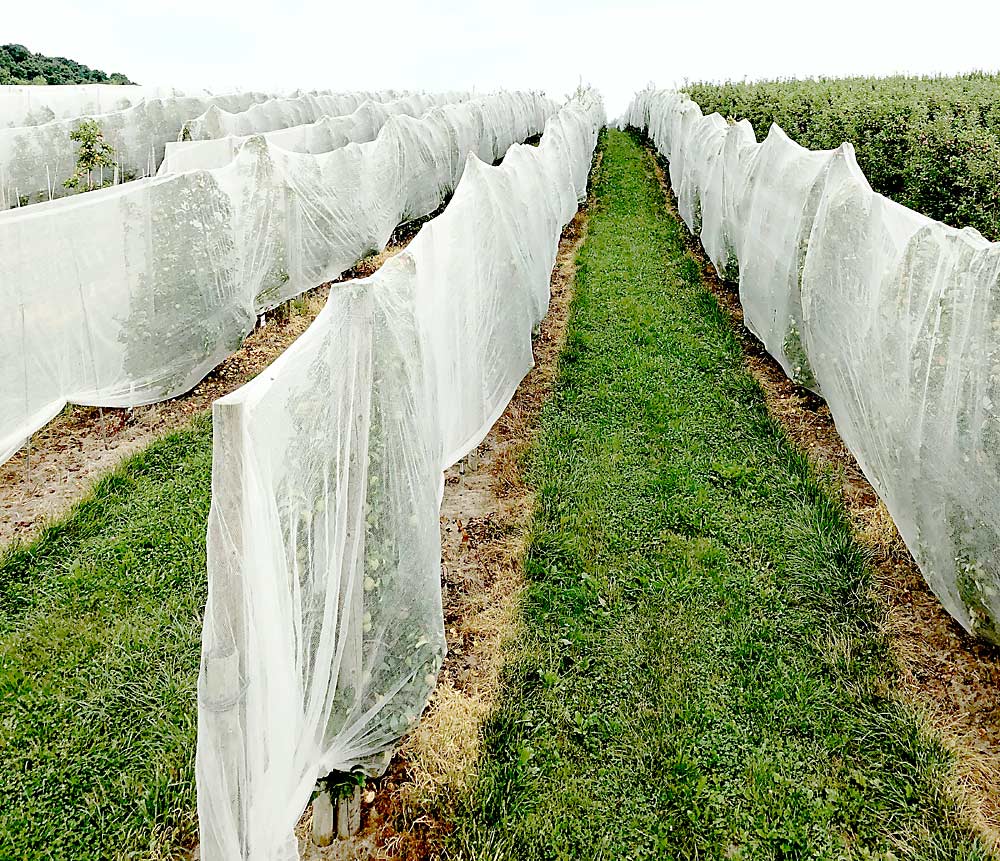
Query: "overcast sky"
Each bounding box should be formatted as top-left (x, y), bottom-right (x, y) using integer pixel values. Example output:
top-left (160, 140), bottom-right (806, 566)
top-left (7, 0), bottom-right (1000, 117)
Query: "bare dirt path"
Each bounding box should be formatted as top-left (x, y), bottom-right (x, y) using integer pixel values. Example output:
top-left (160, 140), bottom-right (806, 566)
top-left (647, 147), bottom-right (1000, 848)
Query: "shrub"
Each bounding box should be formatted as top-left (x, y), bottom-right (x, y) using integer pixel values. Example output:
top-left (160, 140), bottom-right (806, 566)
top-left (686, 74), bottom-right (1000, 240)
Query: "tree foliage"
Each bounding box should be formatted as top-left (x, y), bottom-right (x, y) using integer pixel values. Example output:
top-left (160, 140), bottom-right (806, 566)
top-left (0, 43), bottom-right (134, 86)
top-left (63, 119), bottom-right (117, 190)
top-left (687, 74), bottom-right (1000, 241)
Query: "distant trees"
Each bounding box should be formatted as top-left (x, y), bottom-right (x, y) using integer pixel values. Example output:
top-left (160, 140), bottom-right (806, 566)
top-left (687, 74), bottom-right (1000, 241)
top-left (0, 44), bottom-right (135, 86)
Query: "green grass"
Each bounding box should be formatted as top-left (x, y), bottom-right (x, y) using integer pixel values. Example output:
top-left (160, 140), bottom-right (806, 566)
top-left (0, 415), bottom-right (213, 860)
top-left (445, 129), bottom-right (990, 860)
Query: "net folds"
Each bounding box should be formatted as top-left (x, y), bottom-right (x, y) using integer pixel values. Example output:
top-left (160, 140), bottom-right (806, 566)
top-left (197, 91), bottom-right (604, 861)
top-left (625, 88), bottom-right (1000, 646)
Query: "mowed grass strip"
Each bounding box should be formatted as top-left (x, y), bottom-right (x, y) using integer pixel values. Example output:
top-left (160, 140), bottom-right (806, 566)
top-left (446, 130), bottom-right (990, 860)
top-left (0, 415), bottom-right (213, 860)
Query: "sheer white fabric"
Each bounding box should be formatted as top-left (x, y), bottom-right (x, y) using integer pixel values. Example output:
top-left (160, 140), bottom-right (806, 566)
top-left (802, 155), bottom-right (1000, 644)
top-left (0, 84), bottom-right (208, 128)
top-left (627, 87), bottom-right (1000, 644)
top-left (158, 93), bottom-right (469, 175)
top-left (197, 90), bottom-right (603, 861)
top-left (0, 92), bottom-right (557, 465)
top-left (180, 91), bottom-right (407, 140)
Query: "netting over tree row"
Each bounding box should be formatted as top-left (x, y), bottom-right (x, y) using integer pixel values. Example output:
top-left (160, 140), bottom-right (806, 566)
top-left (0, 83), bottom-right (207, 128)
top-left (0, 91), bottom-right (271, 206)
top-left (0, 91), bottom-right (558, 467)
top-left (158, 93), bottom-right (469, 175)
top-left (197, 89), bottom-right (604, 861)
top-left (180, 89), bottom-right (436, 140)
top-left (625, 88), bottom-right (1000, 645)
top-left (0, 90), bottom-right (408, 207)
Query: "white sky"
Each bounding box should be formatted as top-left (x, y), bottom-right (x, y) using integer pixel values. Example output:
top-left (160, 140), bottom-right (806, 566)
top-left (7, 0), bottom-right (1000, 118)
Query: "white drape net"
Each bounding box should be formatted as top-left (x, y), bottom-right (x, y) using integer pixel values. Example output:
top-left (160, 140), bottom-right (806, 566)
top-left (178, 91), bottom-right (425, 140)
top-left (1, 90), bottom-right (269, 206)
top-left (0, 84), bottom-right (210, 128)
top-left (158, 94), bottom-right (469, 175)
top-left (0, 90), bottom-right (425, 208)
top-left (626, 88), bottom-right (1000, 645)
top-left (197, 91), bottom-right (604, 861)
top-left (0, 91), bottom-right (555, 465)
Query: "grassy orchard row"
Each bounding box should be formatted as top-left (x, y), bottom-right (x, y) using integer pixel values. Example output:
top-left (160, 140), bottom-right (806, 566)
top-left (0, 419), bottom-right (211, 859)
top-left (1, 125), bottom-right (989, 861)
top-left (447, 130), bottom-right (988, 860)
top-left (0, 102), bottom-right (583, 858)
top-left (686, 74), bottom-right (1000, 241)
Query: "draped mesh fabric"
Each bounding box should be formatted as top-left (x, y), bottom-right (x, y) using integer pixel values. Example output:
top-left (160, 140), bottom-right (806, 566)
top-left (158, 94), bottom-right (469, 175)
top-left (627, 88), bottom-right (1000, 645)
top-left (0, 91), bottom-right (556, 465)
top-left (179, 91), bottom-right (415, 140)
top-left (1, 90), bottom-right (279, 206)
top-left (198, 91), bottom-right (604, 861)
top-left (0, 83), bottom-right (210, 128)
